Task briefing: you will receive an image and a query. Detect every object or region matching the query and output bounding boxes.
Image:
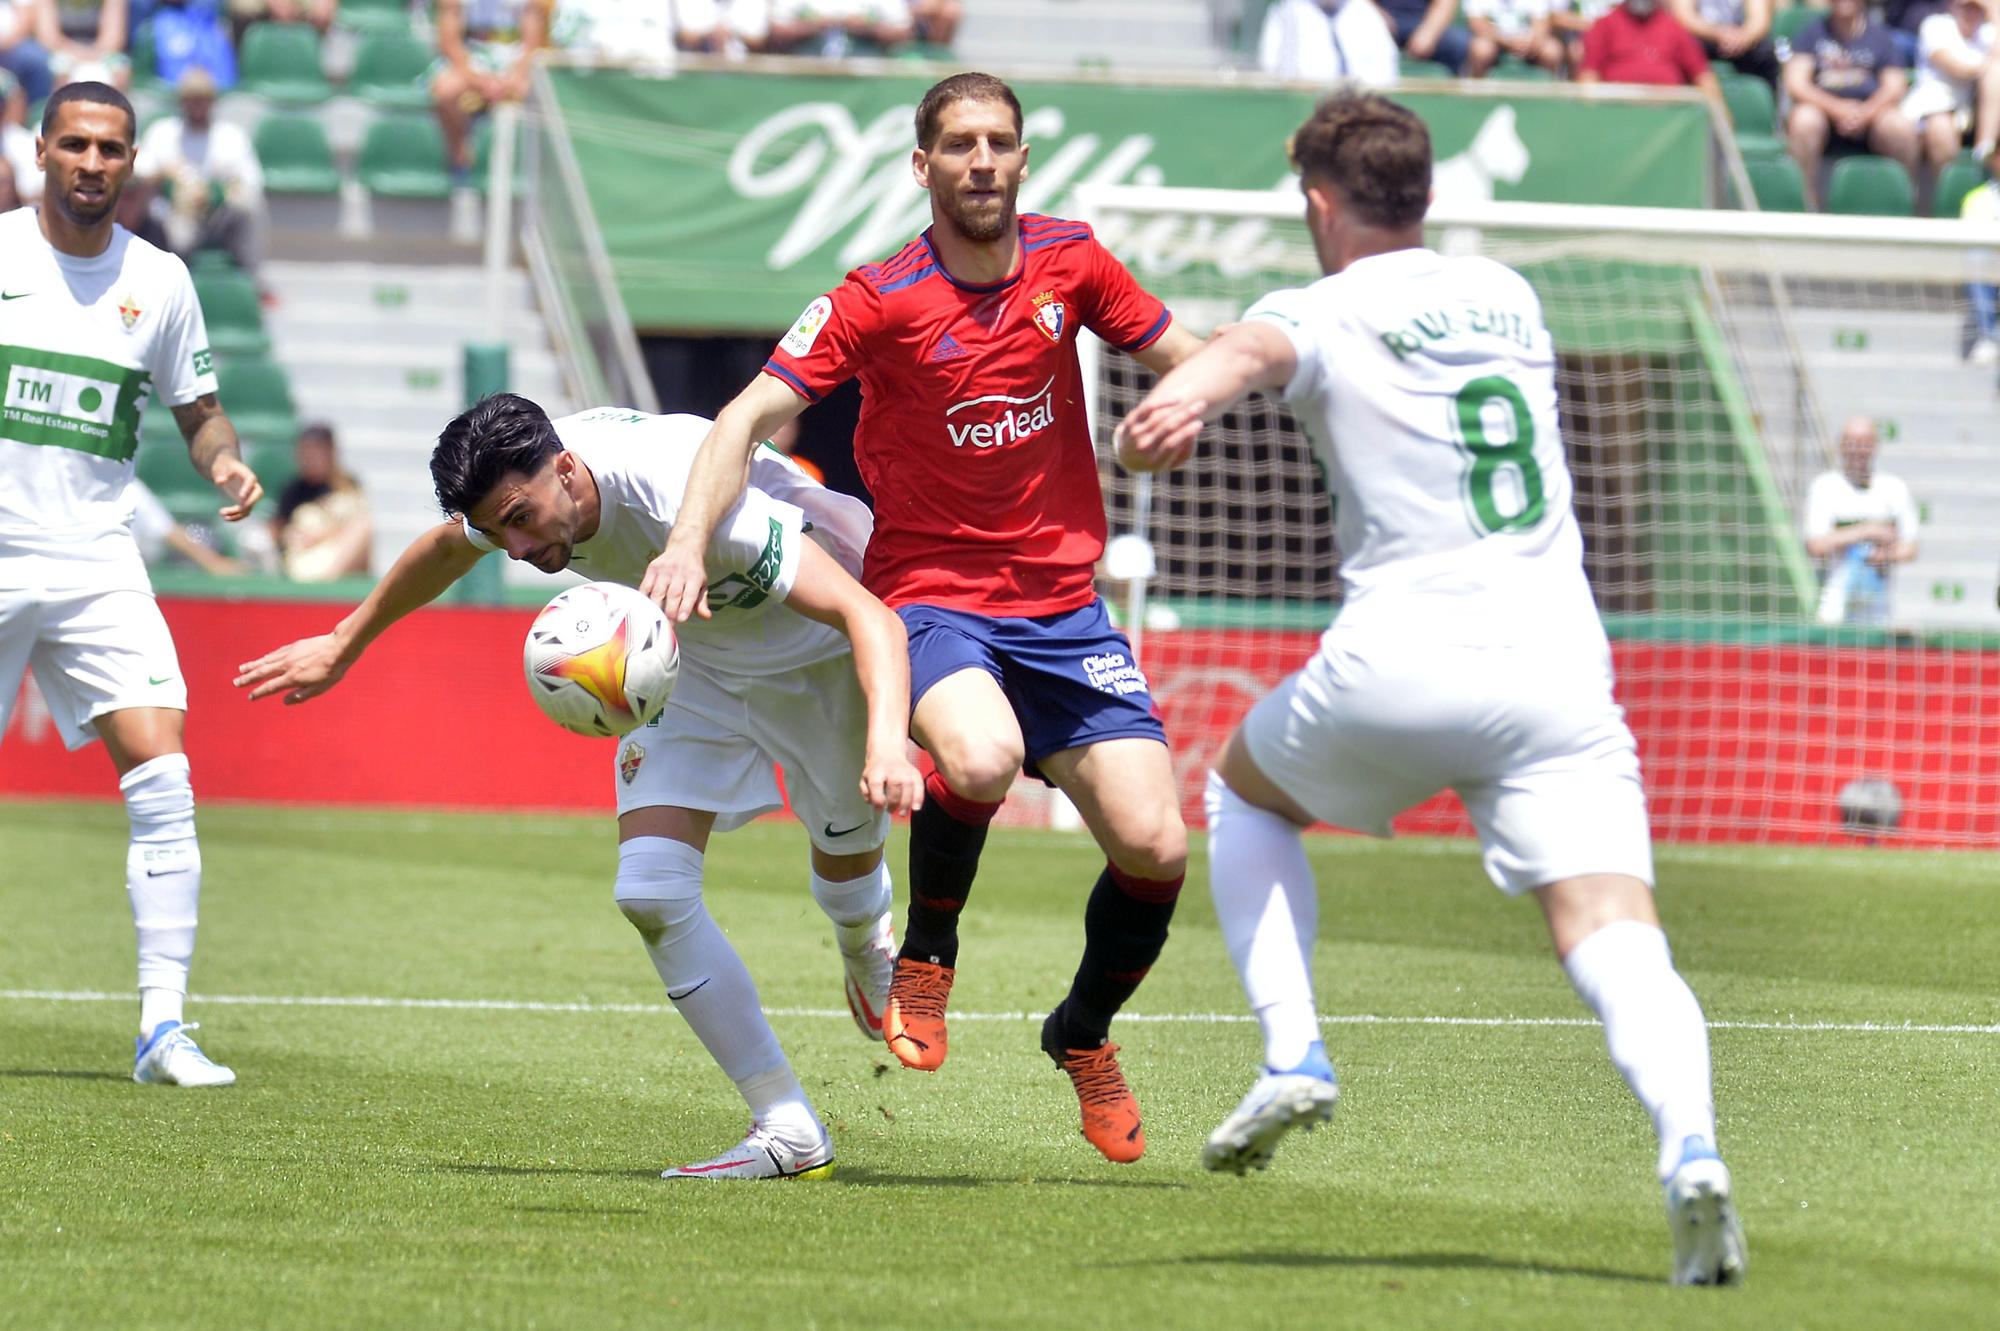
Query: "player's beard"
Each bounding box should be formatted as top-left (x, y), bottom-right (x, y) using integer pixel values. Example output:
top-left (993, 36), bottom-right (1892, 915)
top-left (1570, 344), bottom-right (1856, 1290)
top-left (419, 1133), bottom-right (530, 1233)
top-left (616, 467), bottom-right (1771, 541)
top-left (55, 176), bottom-right (120, 228)
top-left (942, 187), bottom-right (1012, 244)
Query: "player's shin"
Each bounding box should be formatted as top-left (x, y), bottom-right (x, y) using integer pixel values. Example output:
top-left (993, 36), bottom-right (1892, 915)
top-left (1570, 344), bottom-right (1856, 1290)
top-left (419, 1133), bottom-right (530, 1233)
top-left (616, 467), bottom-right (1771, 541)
top-left (810, 860), bottom-right (893, 952)
top-left (616, 838), bottom-right (814, 1129)
top-left (1056, 863), bottom-right (1182, 1048)
top-left (123, 754), bottom-right (201, 1038)
top-left (1563, 919), bottom-right (1719, 1179)
top-left (901, 771), bottom-right (999, 967)
top-left (1204, 771), bottom-right (1322, 1070)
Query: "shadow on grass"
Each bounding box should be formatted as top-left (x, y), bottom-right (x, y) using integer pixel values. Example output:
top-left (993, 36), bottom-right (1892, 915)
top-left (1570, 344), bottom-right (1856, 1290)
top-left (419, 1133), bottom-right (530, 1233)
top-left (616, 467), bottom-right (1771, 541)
top-left (433, 1162), bottom-right (661, 1181)
top-left (0, 1069), bottom-right (126, 1081)
top-left (831, 1166), bottom-right (1189, 1192)
top-left (1149, 1250), bottom-right (1655, 1284)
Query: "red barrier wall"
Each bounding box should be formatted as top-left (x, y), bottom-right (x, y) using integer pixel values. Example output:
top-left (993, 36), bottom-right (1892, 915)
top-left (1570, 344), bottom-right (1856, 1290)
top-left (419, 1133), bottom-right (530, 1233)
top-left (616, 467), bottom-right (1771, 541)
top-left (7, 600), bottom-right (1998, 847)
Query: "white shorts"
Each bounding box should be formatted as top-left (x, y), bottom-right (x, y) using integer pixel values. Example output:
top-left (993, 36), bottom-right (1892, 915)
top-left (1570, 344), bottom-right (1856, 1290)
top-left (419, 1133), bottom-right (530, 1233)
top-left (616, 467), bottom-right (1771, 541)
top-left (613, 652), bottom-right (888, 855)
top-left (1241, 633), bottom-right (1654, 894)
top-left (0, 586), bottom-right (187, 752)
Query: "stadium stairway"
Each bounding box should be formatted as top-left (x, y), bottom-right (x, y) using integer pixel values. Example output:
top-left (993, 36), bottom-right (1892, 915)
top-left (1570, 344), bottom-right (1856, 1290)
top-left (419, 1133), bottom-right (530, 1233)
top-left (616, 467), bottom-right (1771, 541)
top-left (956, 0), bottom-right (1223, 71)
top-left (1735, 304), bottom-right (2000, 631)
top-left (262, 260), bottom-right (573, 576)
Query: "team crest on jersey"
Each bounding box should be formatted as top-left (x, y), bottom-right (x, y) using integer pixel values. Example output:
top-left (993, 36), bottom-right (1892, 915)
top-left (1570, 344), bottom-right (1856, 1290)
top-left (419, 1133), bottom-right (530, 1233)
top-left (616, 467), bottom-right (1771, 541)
top-left (619, 740), bottom-right (645, 786)
top-left (1030, 290), bottom-right (1065, 343)
top-left (117, 292), bottom-right (143, 331)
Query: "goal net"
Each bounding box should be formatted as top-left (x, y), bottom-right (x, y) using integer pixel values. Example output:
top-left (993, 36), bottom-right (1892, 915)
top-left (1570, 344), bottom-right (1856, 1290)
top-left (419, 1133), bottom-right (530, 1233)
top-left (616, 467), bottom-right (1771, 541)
top-left (1070, 185), bottom-right (2000, 849)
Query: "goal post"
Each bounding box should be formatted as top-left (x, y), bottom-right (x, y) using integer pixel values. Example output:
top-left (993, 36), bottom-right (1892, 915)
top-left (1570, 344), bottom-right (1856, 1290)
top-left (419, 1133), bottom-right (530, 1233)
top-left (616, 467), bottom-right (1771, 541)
top-left (1073, 184), bottom-right (2000, 849)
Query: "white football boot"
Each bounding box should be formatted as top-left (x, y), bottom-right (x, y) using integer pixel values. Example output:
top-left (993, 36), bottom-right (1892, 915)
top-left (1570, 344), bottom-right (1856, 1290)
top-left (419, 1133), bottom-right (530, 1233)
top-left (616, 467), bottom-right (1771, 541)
top-left (663, 1117), bottom-right (835, 1180)
top-left (1201, 1041), bottom-right (1339, 1175)
top-left (839, 911), bottom-right (896, 1040)
top-left (132, 1021), bottom-right (236, 1087)
top-left (1664, 1135), bottom-right (1747, 1286)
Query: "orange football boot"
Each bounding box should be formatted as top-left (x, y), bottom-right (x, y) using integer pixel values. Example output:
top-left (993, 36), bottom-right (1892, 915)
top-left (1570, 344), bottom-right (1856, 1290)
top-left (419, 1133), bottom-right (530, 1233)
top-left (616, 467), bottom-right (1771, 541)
top-left (882, 957), bottom-right (954, 1071)
top-left (1042, 1013), bottom-right (1145, 1164)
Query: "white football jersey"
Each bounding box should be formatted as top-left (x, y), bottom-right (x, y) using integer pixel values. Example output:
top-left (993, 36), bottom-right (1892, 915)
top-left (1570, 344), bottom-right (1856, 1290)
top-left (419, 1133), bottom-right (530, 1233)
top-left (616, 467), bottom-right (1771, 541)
top-left (1244, 247), bottom-right (1603, 651)
top-left (1802, 468), bottom-right (1918, 546)
top-left (464, 408), bottom-right (873, 681)
top-left (0, 207), bottom-right (217, 591)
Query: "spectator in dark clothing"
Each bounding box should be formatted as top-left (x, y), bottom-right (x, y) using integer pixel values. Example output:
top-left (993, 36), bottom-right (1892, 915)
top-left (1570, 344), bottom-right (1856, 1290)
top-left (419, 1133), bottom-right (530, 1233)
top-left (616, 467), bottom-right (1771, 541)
top-left (1580, 0), bottom-right (1726, 102)
top-left (1377, 0), bottom-right (1477, 72)
top-left (1784, 0), bottom-right (1920, 208)
top-left (271, 425), bottom-right (372, 582)
top-left (1669, 0), bottom-right (1781, 84)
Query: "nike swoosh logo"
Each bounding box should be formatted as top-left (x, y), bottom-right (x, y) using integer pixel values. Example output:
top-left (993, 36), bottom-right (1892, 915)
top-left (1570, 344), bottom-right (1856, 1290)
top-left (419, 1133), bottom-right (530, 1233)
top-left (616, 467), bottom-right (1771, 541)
top-left (148, 675), bottom-right (175, 685)
top-left (146, 869), bottom-right (178, 877)
top-left (823, 820), bottom-right (872, 839)
top-left (666, 979), bottom-right (711, 1001)
top-left (0, 291), bottom-right (31, 300)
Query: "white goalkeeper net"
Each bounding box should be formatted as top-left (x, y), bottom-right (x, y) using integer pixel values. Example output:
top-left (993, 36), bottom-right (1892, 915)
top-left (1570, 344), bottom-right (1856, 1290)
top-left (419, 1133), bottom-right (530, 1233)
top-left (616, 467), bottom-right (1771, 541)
top-left (1074, 185), bottom-right (2000, 849)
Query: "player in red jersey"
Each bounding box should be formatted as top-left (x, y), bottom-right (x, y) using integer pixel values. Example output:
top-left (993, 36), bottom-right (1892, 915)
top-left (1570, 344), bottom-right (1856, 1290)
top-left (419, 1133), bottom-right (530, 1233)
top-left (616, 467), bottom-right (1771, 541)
top-left (642, 72), bottom-right (1202, 1164)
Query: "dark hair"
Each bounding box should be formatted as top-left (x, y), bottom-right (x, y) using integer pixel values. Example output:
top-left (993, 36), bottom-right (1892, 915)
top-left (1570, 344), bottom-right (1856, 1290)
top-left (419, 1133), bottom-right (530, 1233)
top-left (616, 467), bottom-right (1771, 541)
top-left (431, 393), bottom-right (562, 517)
top-left (915, 72), bottom-right (1023, 150)
top-left (1287, 93), bottom-right (1432, 229)
top-left (298, 422), bottom-right (337, 448)
top-left (41, 81), bottom-right (137, 143)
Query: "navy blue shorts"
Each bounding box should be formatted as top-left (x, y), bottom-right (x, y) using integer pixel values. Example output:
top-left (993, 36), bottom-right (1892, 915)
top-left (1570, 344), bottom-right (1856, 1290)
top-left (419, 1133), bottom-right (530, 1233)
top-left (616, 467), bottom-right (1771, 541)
top-left (899, 598), bottom-right (1168, 783)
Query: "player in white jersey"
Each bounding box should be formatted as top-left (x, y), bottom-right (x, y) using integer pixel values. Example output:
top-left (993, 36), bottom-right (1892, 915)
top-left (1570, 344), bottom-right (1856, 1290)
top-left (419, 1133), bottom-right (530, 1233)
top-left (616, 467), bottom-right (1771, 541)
top-left (1116, 94), bottom-right (1744, 1286)
top-left (235, 394), bottom-right (923, 1179)
top-left (0, 83), bottom-right (264, 1089)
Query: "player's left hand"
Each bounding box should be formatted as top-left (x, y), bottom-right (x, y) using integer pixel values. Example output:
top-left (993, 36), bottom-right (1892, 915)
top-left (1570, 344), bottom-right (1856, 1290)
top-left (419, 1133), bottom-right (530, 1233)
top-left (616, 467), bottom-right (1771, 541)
top-left (1114, 396), bottom-right (1207, 473)
top-left (211, 454), bottom-right (264, 522)
top-left (861, 749), bottom-right (925, 817)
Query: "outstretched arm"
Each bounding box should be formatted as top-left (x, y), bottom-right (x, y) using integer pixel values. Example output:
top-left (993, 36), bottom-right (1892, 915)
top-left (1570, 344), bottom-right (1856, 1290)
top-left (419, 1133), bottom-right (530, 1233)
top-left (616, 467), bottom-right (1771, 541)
top-left (640, 373), bottom-right (811, 622)
top-left (1113, 321), bottom-right (1297, 473)
top-left (783, 540), bottom-right (924, 816)
top-left (234, 520), bottom-right (485, 703)
top-left (1128, 318), bottom-right (1206, 377)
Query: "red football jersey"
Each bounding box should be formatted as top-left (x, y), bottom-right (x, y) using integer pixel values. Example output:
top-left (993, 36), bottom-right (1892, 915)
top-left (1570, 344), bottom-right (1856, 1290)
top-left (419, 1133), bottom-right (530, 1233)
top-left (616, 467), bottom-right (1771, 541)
top-left (763, 214), bottom-right (1171, 616)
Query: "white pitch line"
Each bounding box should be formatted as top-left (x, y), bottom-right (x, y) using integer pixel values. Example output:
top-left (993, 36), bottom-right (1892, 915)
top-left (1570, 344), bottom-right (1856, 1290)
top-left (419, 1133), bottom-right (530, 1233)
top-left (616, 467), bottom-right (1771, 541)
top-left (2, 989), bottom-right (1995, 1034)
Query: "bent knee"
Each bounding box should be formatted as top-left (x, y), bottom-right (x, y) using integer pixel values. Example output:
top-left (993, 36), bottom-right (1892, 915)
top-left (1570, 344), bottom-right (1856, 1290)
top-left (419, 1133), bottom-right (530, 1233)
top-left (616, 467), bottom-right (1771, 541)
top-left (932, 741), bottom-right (1023, 804)
top-left (1106, 811), bottom-right (1189, 883)
top-left (614, 838), bottom-right (705, 944)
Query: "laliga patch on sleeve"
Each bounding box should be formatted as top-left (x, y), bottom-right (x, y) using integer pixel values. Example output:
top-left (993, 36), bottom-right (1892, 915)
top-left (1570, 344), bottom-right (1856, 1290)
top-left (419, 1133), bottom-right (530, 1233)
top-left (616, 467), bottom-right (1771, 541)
top-left (780, 296), bottom-right (833, 358)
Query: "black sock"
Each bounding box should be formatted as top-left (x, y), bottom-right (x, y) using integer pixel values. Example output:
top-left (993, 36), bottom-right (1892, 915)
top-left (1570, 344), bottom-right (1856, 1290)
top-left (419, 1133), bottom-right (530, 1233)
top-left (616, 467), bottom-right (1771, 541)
top-left (1058, 865), bottom-right (1183, 1047)
top-left (900, 778), bottom-right (995, 968)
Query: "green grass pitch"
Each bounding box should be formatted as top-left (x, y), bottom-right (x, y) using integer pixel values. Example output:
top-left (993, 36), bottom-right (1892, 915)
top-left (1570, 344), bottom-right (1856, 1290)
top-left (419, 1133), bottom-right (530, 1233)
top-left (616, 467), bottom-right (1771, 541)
top-left (2, 800), bottom-right (1997, 1329)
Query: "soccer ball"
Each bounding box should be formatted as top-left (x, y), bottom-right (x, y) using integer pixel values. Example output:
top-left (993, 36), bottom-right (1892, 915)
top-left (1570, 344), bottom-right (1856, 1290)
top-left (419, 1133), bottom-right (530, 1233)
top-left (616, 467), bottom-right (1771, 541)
top-left (523, 582), bottom-right (680, 737)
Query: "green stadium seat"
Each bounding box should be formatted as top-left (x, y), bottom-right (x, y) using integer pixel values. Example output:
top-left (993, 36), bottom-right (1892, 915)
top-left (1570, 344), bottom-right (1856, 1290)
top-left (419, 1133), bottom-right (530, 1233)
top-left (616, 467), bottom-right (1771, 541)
top-left (1397, 56), bottom-right (1453, 80)
top-left (246, 440), bottom-right (299, 497)
top-left (1934, 157), bottom-right (1988, 218)
top-left (214, 357), bottom-right (299, 448)
top-left (189, 249), bottom-right (240, 274)
top-left (1771, 4), bottom-right (1820, 45)
top-left (358, 116), bottom-right (452, 198)
top-left (135, 414), bottom-right (206, 500)
top-left (193, 269), bottom-right (272, 359)
top-left (1719, 74), bottom-right (1780, 158)
top-left (1746, 155), bottom-right (1808, 211)
top-left (336, 0), bottom-right (419, 36)
top-left (129, 22), bottom-right (165, 94)
top-left (348, 30), bottom-right (434, 111)
top-left (254, 115), bottom-right (341, 196)
top-left (1487, 60), bottom-right (1556, 81)
top-left (1827, 154), bottom-right (1914, 216)
top-left (238, 22), bottom-right (332, 103)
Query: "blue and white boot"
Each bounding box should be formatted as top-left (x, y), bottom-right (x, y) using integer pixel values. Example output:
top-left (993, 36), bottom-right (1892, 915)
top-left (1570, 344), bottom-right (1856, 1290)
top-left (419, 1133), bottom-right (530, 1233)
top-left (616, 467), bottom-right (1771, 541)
top-left (1201, 1040), bottom-right (1339, 1175)
top-left (1663, 1135), bottom-right (1746, 1286)
top-left (132, 1021), bottom-right (236, 1087)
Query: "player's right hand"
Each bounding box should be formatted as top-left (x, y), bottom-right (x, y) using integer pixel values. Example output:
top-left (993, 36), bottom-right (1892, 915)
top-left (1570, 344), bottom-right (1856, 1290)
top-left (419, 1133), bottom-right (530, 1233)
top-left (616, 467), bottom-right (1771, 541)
top-left (640, 541), bottom-right (713, 623)
top-left (1114, 396), bottom-right (1207, 473)
top-left (234, 634), bottom-right (350, 704)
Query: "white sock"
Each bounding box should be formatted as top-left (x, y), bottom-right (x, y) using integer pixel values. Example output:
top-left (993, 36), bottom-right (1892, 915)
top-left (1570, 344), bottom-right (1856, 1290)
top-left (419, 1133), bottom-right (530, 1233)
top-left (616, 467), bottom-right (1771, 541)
top-left (615, 837), bottom-right (814, 1123)
top-left (1563, 920), bottom-right (1718, 1180)
top-left (810, 859), bottom-right (893, 954)
top-left (123, 754), bottom-right (200, 1038)
top-left (1204, 771), bottom-right (1322, 1071)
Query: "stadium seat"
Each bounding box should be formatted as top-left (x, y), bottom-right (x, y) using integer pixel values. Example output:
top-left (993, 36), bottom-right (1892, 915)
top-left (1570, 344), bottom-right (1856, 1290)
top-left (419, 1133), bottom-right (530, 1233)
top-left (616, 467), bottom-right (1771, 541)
top-left (215, 357), bottom-right (300, 447)
top-left (128, 22), bottom-right (165, 94)
top-left (1397, 57), bottom-right (1453, 80)
top-left (1719, 74), bottom-right (1780, 158)
top-left (136, 414), bottom-right (207, 500)
top-left (1827, 155), bottom-right (1915, 216)
top-left (358, 116), bottom-right (452, 198)
top-left (1746, 155), bottom-right (1808, 212)
top-left (246, 440), bottom-right (299, 496)
top-left (238, 23), bottom-right (332, 103)
top-left (1487, 61), bottom-right (1556, 81)
top-left (1771, 4), bottom-right (1819, 46)
top-left (253, 115), bottom-right (341, 196)
top-left (193, 269), bottom-right (272, 359)
top-left (336, 0), bottom-right (419, 36)
top-left (1933, 157), bottom-right (1988, 218)
top-left (348, 31), bottom-right (434, 111)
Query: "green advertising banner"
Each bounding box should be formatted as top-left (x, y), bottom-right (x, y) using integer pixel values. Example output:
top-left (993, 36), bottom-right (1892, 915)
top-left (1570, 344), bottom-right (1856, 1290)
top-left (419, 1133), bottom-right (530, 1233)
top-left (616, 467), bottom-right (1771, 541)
top-left (547, 65), bottom-right (1710, 332)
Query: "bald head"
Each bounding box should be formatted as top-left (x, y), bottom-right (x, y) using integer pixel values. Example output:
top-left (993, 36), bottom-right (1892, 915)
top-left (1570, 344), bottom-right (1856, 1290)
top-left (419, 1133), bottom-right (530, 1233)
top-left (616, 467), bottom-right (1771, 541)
top-left (1839, 416), bottom-right (1879, 485)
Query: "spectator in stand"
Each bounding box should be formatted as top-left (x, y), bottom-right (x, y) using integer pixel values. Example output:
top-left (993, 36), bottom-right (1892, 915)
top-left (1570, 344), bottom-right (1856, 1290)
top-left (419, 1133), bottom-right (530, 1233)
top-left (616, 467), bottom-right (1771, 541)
top-left (115, 163), bottom-right (172, 247)
top-left (131, 481), bottom-right (245, 576)
top-left (1784, 0), bottom-right (1919, 209)
top-left (763, 0), bottom-right (912, 57)
top-left (561, 0), bottom-right (675, 67)
top-left (33, 0), bottom-right (132, 90)
top-left (135, 67), bottom-right (267, 278)
top-left (1258, 0), bottom-right (1400, 86)
top-left (1376, 0), bottom-right (1478, 73)
top-left (149, 0), bottom-right (241, 91)
top-left (1886, 0), bottom-right (1951, 65)
top-left (1804, 417), bottom-right (1920, 626)
top-left (1553, 0), bottom-right (1617, 70)
top-left (1964, 140), bottom-right (1999, 365)
top-left (909, 0), bottom-right (960, 46)
top-left (272, 425), bottom-right (372, 582)
top-left (1, 67), bottom-right (38, 203)
top-left (1668, 0), bottom-right (1780, 85)
top-left (1905, 0), bottom-right (1999, 190)
top-left (1464, 0), bottom-right (1566, 76)
top-left (227, 0), bottom-right (339, 43)
top-left (1579, 0), bottom-right (1726, 102)
top-left (431, 0), bottom-right (553, 183)
top-left (0, 0), bottom-right (53, 102)
top-left (671, 0), bottom-right (769, 58)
